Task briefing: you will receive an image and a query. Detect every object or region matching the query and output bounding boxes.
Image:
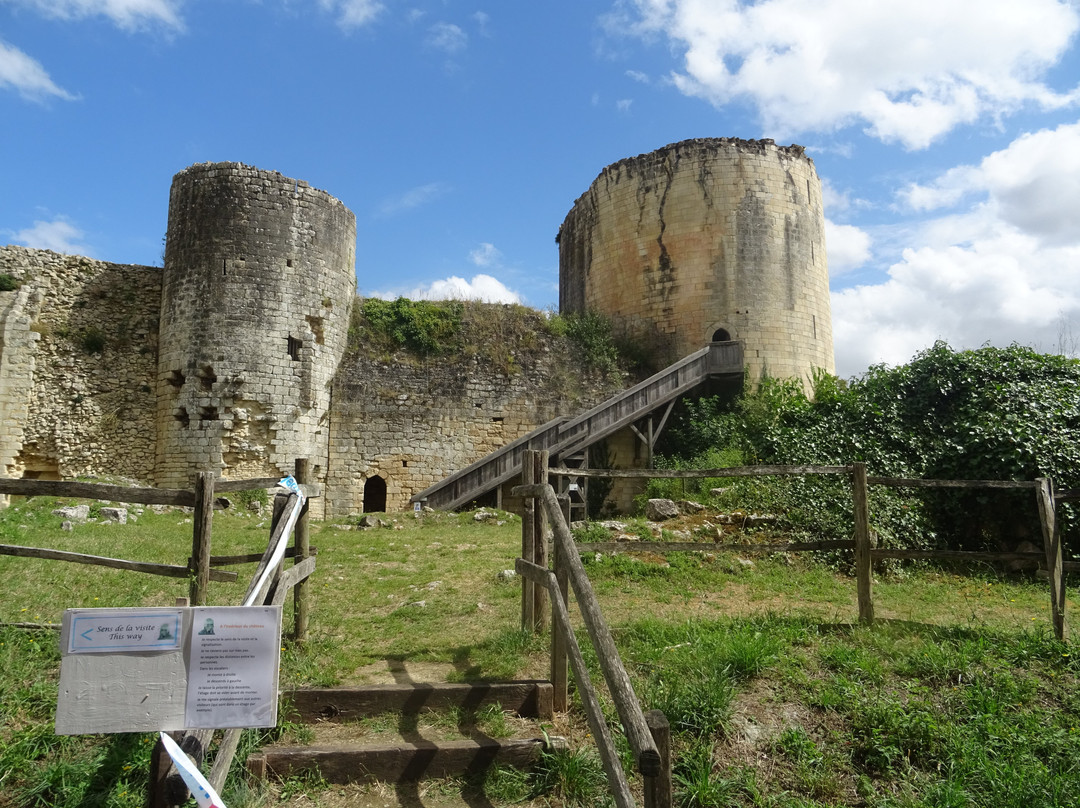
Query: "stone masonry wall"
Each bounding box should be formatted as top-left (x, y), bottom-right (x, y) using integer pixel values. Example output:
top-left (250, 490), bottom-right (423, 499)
top-left (0, 246), bottom-right (160, 480)
top-left (326, 343), bottom-right (620, 518)
top-left (559, 138), bottom-right (834, 384)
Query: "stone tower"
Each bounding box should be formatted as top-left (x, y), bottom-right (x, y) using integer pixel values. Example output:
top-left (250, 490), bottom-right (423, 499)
top-left (155, 163), bottom-right (356, 492)
top-left (558, 138), bottom-right (834, 382)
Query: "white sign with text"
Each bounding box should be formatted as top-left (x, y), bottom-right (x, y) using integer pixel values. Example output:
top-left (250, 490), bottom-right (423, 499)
top-left (56, 606), bottom-right (281, 735)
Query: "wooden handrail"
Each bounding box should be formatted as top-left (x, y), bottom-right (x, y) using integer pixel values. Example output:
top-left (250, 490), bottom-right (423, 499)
top-left (516, 558), bottom-right (635, 808)
top-left (515, 482), bottom-right (661, 778)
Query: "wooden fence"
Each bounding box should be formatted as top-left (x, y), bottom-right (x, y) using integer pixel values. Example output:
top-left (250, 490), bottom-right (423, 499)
top-left (516, 450), bottom-right (672, 808)
top-left (0, 461), bottom-right (320, 806)
top-left (0, 460), bottom-right (319, 629)
top-left (536, 459), bottom-right (1074, 642)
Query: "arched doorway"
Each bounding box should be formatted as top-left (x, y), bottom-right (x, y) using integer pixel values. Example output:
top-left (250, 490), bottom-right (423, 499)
top-left (712, 328), bottom-right (731, 342)
top-left (363, 475), bottom-right (387, 513)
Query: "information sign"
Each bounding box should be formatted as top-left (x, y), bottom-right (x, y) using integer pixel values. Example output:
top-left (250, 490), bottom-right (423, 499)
top-left (56, 606), bottom-right (281, 735)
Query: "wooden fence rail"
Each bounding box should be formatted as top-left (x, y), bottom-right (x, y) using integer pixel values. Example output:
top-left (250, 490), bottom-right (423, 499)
top-left (0, 465), bottom-right (320, 611)
top-left (547, 462), bottom-right (1073, 641)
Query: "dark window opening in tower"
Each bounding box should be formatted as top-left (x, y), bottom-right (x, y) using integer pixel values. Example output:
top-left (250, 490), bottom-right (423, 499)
top-left (166, 369), bottom-right (185, 388)
top-left (174, 407), bottom-right (190, 427)
top-left (198, 365), bottom-right (216, 391)
top-left (199, 406), bottom-right (218, 421)
top-left (364, 475), bottom-right (387, 513)
top-left (287, 336), bottom-right (301, 361)
top-left (712, 328), bottom-right (731, 342)
top-left (222, 259), bottom-right (227, 277)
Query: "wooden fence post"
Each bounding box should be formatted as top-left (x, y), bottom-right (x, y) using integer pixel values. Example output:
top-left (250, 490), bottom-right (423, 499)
top-left (644, 710), bottom-right (672, 808)
top-left (531, 450), bottom-right (550, 633)
top-left (1036, 478), bottom-right (1066, 642)
top-left (521, 450), bottom-right (538, 632)
top-left (293, 458), bottom-right (311, 644)
top-left (551, 529), bottom-right (569, 712)
top-left (852, 462), bottom-right (874, 624)
top-left (190, 472), bottom-right (215, 606)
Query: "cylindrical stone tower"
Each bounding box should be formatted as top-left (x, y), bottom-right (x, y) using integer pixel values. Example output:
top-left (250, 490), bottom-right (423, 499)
top-left (558, 138), bottom-right (834, 382)
top-left (156, 162), bottom-right (356, 496)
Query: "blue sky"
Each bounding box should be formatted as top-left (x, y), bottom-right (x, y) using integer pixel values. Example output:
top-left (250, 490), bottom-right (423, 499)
top-left (3, 0), bottom-right (1080, 378)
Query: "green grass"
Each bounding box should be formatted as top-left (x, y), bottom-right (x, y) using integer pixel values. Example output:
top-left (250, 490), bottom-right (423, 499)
top-left (1, 497), bottom-right (1079, 807)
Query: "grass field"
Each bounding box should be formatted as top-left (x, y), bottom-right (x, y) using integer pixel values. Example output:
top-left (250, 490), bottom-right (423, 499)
top-left (1, 494), bottom-right (1078, 808)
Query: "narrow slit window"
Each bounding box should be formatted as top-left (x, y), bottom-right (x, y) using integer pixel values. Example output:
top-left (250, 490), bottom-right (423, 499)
top-left (287, 336), bottom-right (301, 361)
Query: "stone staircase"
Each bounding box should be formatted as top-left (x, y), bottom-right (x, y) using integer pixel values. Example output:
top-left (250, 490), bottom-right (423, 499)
top-left (246, 681), bottom-right (558, 786)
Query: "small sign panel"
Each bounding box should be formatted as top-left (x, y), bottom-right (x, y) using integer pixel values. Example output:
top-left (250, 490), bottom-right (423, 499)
top-left (68, 610), bottom-right (183, 654)
top-left (185, 606), bottom-right (281, 728)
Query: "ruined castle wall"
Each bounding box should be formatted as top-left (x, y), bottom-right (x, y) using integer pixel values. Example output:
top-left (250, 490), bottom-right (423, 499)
top-left (158, 163), bottom-right (356, 509)
top-left (559, 138), bottom-right (834, 383)
top-left (0, 247), bottom-right (160, 480)
top-left (326, 344), bottom-right (619, 518)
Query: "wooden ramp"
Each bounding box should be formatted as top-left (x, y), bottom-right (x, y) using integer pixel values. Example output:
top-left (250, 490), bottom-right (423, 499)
top-left (413, 341), bottom-right (744, 510)
top-left (247, 681), bottom-right (557, 785)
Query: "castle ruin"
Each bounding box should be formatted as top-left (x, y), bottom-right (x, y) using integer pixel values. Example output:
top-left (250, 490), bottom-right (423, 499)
top-left (0, 139), bottom-right (833, 516)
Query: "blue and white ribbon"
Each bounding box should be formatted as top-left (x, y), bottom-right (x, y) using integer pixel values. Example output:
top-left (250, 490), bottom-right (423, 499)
top-left (160, 732), bottom-right (227, 808)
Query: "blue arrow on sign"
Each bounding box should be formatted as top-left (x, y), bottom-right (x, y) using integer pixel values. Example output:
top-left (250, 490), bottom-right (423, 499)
top-left (81, 629), bottom-right (94, 642)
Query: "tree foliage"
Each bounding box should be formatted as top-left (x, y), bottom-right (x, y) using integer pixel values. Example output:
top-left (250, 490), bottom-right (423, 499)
top-left (658, 342), bottom-right (1080, 556)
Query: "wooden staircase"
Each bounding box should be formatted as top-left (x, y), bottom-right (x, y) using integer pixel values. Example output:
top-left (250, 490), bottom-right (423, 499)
top-left (246, 681), bottom-right (558, 785)
top-left (413, 341), bottom-right (743, 511)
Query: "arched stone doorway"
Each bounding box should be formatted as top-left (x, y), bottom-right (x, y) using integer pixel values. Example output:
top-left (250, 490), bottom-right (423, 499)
top-left (712, 327), bottom-right (732, 342)
top-left (363, 475), bottom-right (387, 513)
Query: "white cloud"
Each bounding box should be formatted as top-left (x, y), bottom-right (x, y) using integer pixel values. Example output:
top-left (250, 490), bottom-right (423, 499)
top-left (4, 0), bottom-right (184, 31)
top-left (12, 218), bottom-right (93, 256)
top-left (616, 98), bottom-right (633, 113)
top-left (626, 69), bottom-right (649, 83)
top-left (469, 242), bottom-right (502, 267)
top-left (824, 220), bottom-right (871, 276)
top-left (427, 21), bottom-right (467, 53)
top-left (374, 182), bottom-right (449, 217)
top-left (831, 121), bottom-right (1080, 376)
top-left (832, 235), bottom-right (1080, 375)
top-left (373, 274), bottom-right (522, 304)
top-left (0, 39), bottom-right (75, 101)
top-left (899, 120), bottom-right (1080, 245)
top-left (318, 0), bottom-right (384, 29)
top-left (615, 0), bottom-right (1080, 149)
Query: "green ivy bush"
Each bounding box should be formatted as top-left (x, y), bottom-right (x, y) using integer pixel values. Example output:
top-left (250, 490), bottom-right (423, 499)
top-left (654, 342), bottom-right (1080, 557)
top-left (351, 297), bottom-right (464, 357)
